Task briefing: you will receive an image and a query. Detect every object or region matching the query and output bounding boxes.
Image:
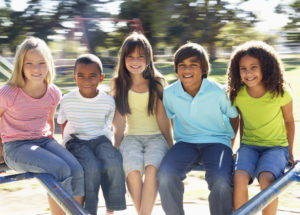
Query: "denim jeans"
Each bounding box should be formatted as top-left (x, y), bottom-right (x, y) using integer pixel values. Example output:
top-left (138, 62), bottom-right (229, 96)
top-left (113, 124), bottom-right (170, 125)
top-left (66, 135), bottom-right (126, 215)
top-left (3, 137), bottom-right (84, 196)
top-left (158, 142), bottom-right (233, 215)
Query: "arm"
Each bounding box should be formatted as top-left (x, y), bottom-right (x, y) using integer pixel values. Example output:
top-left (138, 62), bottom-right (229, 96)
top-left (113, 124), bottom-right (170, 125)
top-left (112, 109), bottom-right (126, 149)
top-left (61, 121), bottom-right (68, 138)
top-left (281, 100), bottom-right (295, 167)
top-left (156, 98), bottom-right (173, 148)
top-left (229, 115), bottom-right (239, 148)
top-left (47, 106), bottom-right (57, 136)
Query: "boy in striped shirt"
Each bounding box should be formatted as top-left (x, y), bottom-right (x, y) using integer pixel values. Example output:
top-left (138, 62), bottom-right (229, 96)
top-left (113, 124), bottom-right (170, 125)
top-left (57, 54), bottom-right (126, 215)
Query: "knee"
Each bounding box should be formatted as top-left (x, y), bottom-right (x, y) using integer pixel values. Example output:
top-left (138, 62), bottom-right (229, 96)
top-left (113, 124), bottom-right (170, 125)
top-left (209, 175), bottom-right (232, 193)
top-left (258, 171), bottom-right (275, 188)
top-left (158, 169), bottom-right (179, 189)
top-left (234, 170), bottom-right (250, 187)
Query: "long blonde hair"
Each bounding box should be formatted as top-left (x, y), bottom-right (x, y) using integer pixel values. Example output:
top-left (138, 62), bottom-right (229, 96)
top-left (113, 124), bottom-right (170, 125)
top-left (8, 37), bottom-right (55, 87)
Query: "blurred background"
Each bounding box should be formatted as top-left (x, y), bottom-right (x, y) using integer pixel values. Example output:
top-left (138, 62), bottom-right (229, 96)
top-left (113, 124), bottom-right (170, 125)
top-left (1, 1), bottom-right (300, 214)
top-left (0, 0), bottom-right (299, 60)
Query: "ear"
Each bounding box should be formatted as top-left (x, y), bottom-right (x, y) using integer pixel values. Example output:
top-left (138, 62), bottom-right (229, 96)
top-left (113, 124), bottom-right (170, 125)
top-left (100, 74), bottom-right (105, 82)
top-left (73, 73), bottom-right (77, 82)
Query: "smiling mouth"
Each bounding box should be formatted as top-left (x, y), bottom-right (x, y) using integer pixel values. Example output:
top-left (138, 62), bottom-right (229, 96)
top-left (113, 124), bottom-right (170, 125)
top-left (183, 74), bottom-right (193, 78)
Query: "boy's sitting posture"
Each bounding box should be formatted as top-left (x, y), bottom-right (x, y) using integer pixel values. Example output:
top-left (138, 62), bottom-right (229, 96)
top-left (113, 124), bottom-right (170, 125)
top-left (157, 43), bottom-right (239, 215)
top-left (57, 54), bottom-right (126, 215)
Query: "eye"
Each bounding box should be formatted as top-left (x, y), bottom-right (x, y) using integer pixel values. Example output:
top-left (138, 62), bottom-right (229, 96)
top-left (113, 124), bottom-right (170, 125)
top-left (190, 64), bottom-right (199, 69)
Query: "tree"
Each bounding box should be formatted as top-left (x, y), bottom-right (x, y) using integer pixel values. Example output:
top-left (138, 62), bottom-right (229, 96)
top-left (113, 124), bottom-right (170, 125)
top-left (276, 0), bottom-right (300, 47)
top-left (118, 0), bottom-right (257, 60)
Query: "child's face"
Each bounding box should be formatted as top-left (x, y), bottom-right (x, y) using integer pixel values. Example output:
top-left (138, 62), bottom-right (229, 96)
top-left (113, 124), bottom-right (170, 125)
top-left (23, 48), bottom-right (48, 84)
top-left (73, 63), bottom-right (104, 98)
top-left (125, 47), bottom-right (146, 75)
top-left (239, 55), bottom-right (263, 89)
top-left (177, 56), bottom-right (203, 95)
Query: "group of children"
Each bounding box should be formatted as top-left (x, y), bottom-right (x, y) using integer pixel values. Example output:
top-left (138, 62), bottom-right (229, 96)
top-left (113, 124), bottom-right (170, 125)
top-left (0, 32), bottom-right (294, 215)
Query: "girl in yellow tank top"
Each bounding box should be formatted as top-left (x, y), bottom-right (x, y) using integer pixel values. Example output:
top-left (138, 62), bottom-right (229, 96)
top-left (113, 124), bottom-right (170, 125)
top-left (111, 32), bottom-right (173, 215)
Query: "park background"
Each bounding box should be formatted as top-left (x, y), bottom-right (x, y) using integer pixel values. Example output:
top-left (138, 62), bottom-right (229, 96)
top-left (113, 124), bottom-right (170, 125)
top-left (0, 0), bottom-right (300, 214)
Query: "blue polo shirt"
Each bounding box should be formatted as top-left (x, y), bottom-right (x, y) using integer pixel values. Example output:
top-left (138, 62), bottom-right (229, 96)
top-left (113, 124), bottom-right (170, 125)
top-left (163, 79), bottom-right (238, 148)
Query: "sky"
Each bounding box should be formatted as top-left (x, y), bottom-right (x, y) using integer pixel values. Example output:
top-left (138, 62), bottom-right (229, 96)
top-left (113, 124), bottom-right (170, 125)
top-left (0, 0), bottom-right (293, 33)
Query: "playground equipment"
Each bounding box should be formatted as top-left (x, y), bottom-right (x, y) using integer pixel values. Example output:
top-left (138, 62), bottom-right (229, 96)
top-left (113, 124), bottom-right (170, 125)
top-left (0, 163), bottom-right (89, 215)
top-left (1, 161), bottom-right (299, 214)
top-left (233, 161), bottom-right (300, 215)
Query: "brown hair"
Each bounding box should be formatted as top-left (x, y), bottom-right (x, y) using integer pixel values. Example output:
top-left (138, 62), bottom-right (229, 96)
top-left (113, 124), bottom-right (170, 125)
top-left (227, 40), bottom-right (286, 103)
top-left (174, 42), bottom-right (210, 78)
top-left (112, 32), bottom-right (165, 115)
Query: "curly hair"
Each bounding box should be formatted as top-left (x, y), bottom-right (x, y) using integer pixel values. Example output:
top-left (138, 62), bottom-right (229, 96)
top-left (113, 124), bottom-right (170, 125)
top-left (226, 41), bottom-right (286, 103)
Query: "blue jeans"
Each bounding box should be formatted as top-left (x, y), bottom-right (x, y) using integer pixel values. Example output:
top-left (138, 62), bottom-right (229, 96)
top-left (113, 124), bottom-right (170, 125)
top-left (66, 135), bottom-right (126, 215)
top-left (158, 142), bottom-right (233, 215)
top-left (3, 137), bottom-right (84, 196)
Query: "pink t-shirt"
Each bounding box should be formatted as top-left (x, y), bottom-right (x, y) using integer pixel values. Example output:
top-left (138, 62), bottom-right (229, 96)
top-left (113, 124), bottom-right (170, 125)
top-left (0, 84), bottom-right (62, 143)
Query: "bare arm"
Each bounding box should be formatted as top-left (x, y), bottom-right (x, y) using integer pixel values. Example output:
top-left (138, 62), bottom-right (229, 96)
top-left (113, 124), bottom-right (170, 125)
top-left (112, 109), bottom-right (126, 149)
top-left (156, 98), bottom-right (173, 148)
top-left (61, 121), bottom-right (68, 138)
top-left (230, 115), bottom-right (239, 148)
top-left (282, 101), bottom-right (295, 167)
top-left (47, 106), bottom-right (57, 136)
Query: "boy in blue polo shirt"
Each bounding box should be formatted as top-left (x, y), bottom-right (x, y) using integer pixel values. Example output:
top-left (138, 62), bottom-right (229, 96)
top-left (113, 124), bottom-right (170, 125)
top-left (158, 42), bottom-right (239, 215)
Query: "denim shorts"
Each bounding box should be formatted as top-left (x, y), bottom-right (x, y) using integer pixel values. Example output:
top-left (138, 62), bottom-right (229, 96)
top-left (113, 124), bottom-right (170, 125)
top-left (234, 144), bottom-right (289, 183)
top-left (119, 134), bottom-right (168, 177)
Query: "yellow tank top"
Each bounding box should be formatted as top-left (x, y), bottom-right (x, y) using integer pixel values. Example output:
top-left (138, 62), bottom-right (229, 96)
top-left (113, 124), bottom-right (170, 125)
top-left (125, 90), bottom-right (161, 135)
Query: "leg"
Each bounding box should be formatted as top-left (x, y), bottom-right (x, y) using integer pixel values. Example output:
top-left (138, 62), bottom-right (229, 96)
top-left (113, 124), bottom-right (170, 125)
top-left (158, 142), bottom-right (200, 215)
top-left (233, 170), bottom-right (251, 211)
top-left (141, 134), bottom-right (168, 215)
top-left (201, 144), bottom-right (233, 215)
top-left (119, 135), bottom-right (144, 213)
top-left (259, 172), bottom-right (277, 215)
top-left (66, 138), bottom-right (101, 215)
top-left (94, 138), bottom-right (126, 211)
top-left (233, 144), bottom-right (260, 211)
top-left (127, 170), bottom-right (143, 213)
top-left (255, 146), bottom-right (289, 215)
top-left (48, 195), bottom-right (65, 215)
top-left (140, 165), bottom-right (158, 215)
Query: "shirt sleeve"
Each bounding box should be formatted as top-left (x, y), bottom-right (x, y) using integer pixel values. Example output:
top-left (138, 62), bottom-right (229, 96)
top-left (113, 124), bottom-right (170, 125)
top-left (162, 89), bottom-right (175, 119)
top-left (280, 86), bottom-right (293, 106)
top-left (106, 98), bottom-right (115, 129)
top-left (57, 99), bottom-right (67, 124)
top-left (50, 84), bottom-right (62, 106)
top-left (0, 85), bottom-right (17, 110)
top-left (219, 90), bottom-right (238, 118)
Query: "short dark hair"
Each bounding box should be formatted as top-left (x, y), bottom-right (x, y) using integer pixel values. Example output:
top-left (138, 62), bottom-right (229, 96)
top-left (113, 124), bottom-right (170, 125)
top-left (174, 42), bottom-right (210, 78)
top-left (74, 53), bottom-right (103, 74)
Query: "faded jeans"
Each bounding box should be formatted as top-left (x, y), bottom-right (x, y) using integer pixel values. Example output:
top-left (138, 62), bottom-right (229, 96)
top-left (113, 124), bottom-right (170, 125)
top-left (3, 137), bottom-right (84, 196)
top-left (66, 135), bottom-right (126, 215)
top-left (158, 142), bottom-right (233, 215)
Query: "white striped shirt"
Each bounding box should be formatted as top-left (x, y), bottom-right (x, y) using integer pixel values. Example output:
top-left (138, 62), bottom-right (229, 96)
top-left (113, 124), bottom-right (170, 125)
top-left (57, 89), bottom-right (115, 146)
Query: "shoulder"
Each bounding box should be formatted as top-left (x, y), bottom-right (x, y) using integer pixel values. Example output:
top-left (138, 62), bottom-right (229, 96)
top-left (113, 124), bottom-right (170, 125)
top-left (0, 85), bottom-right (19, 107)
top-left (164, 80), bottom-right (180, 93)
top-left (48, 84), bottom-right (62, 104)
top-left (99, 91), bottom-right (115, 103)
top-left (204, 79), bottom-right (226, 93)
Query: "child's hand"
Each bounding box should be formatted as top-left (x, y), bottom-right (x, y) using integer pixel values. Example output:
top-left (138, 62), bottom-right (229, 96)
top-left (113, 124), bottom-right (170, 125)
top-left (289, 153), bottom-right (295, 168)
top-left (232, 153), bottom-right (236, 160)
top-left (0, 155), bottom-right (4, 164)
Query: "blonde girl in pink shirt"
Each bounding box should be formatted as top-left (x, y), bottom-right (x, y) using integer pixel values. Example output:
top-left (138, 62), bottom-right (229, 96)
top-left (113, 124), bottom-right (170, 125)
top-left (0, 37), bottom-right (84, 215)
